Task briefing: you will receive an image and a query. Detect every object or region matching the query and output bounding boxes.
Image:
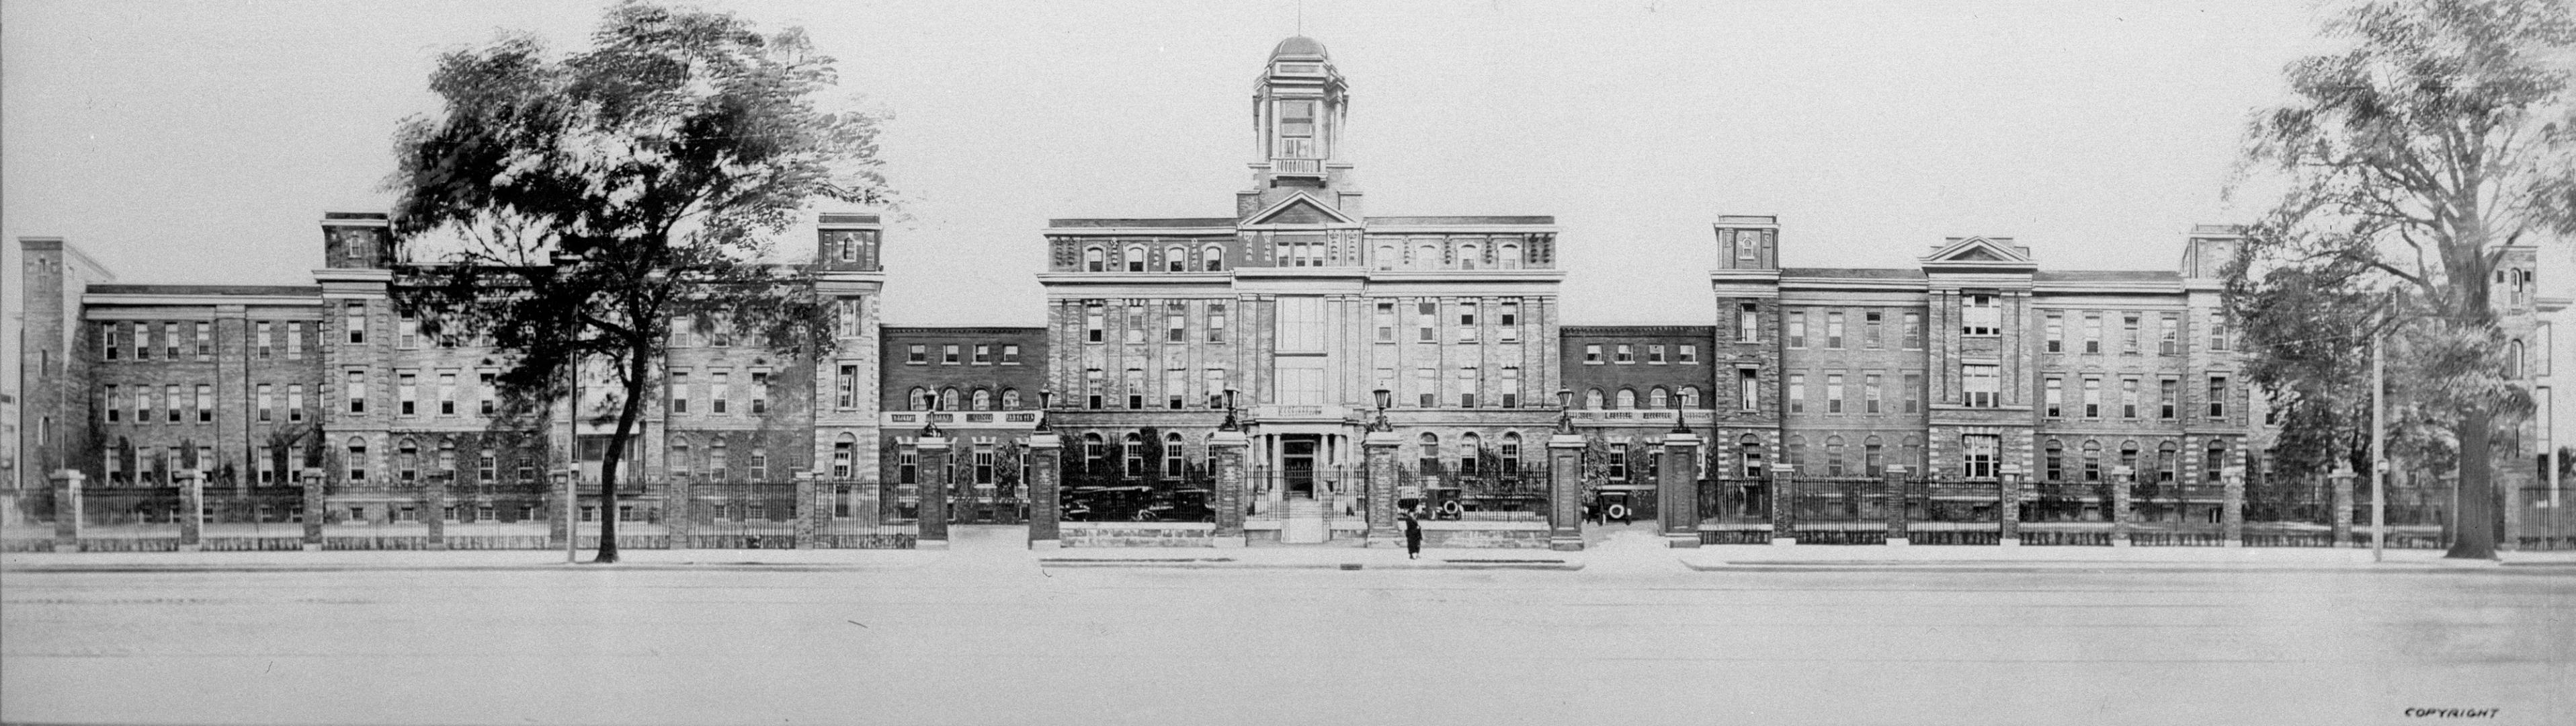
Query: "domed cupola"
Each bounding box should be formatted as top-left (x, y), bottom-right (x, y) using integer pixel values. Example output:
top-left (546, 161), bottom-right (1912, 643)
top-left (1243, 36), bottom-right (1356, 218)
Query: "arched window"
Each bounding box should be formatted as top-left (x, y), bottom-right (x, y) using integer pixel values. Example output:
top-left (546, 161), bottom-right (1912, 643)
top-left (1163, 432), bottom-right (1186, 477)
top-left (1679, 386), bottom-right (1701, 409)
top-left (2204, 440), bottom-right (2228, 482)
top-left (1739, 434), bottom-right (1765, 478)
top-left (1458, 243), bottom-right (1481, 270)
top-left (2119, 441), bottom-right (2141, 476)
top-left (1083, 434), bottom-right (1106, 471)
top-left (1124, 245), bottom-right (1146, 272)
top-left (909, 387), bottom-right (929, 411)
top-left (397, 438), bottom-right (420, 483)
top-left (1648, 387), bottom-right (1669, 409)
top-left (1165, 246), bottom-right (1186, 272)
top-left (2509, 339), bottom-right (2526, 378)
top-left (1203, 433), bottom-right (1221, 475)
top-left (2081, 440), bottom-right (2104, 482)
top-left (1418, 432), bottom-right (1441, 473)
top-left (1585, 388), bottom-right (1606, 409)
top-left (437, 439), bottom-right (457, 474)
top-left (1084, 246), bottom-right (1105, 272)
top-left (2157, 442), bottom-right (2179, 483)
top-left (940, 387), bottom-right (961, 411)
top-left (1416, 243), bottom-right (1440, 270)
top-left (972, 389), bottom-right (993, 411)
top-left (1501, 432), bottom-right (1524, 471)
top-left (346, 436), bottom-right (368, 483)
top-left (832, 432), bottom-right (856, 479)
top-left (2044, 440), bottom-right (2065, 481)
top-left (1788, 436), bottom-right (1807, 474)
top-left (1376, 244), bottom-right (1397, 270)
top-left (1499, 243), bottom-right (1522, 269)
top-left (1615, 389), bottom-right (1637, 409)
top-left (1459, 432), bottom-right (1483, 476)
top-left (710, 439), bottom-right (730, 481)
top-left (670, 437), bottom-right (694, 478)
top-left (1903, 435), bottom-right (1923, 473)
top-left (1825, 436), bottom-right (1846, 476)
top-left (1863, 436), bottom-right (1884, 476)
top-left (1202, 245), bottom-right (1224, 272)
top-left (1122, 433), bottom-right (1145, 477)
top-left (1001, 388), bottom-right (1022, 409)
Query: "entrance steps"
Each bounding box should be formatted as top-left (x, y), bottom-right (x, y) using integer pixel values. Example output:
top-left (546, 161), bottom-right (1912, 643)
top-left (1280, 498), bottom-right (1329, 544)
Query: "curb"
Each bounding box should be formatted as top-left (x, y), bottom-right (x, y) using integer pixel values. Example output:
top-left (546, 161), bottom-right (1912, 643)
top-left (1038, 557), bottom-right (1581, 571)
top-left (1, 561), bottom-right (924, 574)
top-left (1679, 559), bottom-right (2576, 574)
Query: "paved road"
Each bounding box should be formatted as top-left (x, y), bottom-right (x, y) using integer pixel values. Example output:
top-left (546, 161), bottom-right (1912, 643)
top-left (5, 528), bottom-right (2569, 725)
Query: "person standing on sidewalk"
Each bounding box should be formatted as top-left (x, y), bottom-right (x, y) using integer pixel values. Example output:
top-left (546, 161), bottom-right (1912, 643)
top-left (1401, 506), bottom-right (1423, 559)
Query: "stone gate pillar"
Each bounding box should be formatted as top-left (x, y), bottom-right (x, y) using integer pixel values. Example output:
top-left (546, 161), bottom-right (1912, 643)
top-left (915, 436), bottom-right (951, 549)
top-left (666, 474), bottom-right (693, 551)
top-left (1769, 463), bottom-right (1796, 546)
top-left (2221, 465), bottom-right (2245, 548)
top-left (1211, 430), bottom-right (1249, 548)
top-left (177, 469), bottom-right (205, 552)
top-left (791, 471), bottom-right (818, 550)
top-left (1547, 434), bottom-right (1587, 551)
top-left (1659, 432), bottom-right (1702, 548)
top-left (2112, 465), bottom-right (2136, 547)
top-left (548, 470), bottom-right (573, 548)
top-left (1997, 464), bottom-right (2024, 547)
top-left (423, 473), bottom-right (448, 551)
top-left (50, 469), bottom-right (85, 551)
top-left (300, 468), bottom-right (327, 551)
top-left (1882, 465), bottom-right (1911, 547)
top-left (1026, 433), bottom-right (1063, 549)
top-left (1364, 431), bottom-right (1402, 547)
top-left (2329, 464), bottom-right (2356, 549)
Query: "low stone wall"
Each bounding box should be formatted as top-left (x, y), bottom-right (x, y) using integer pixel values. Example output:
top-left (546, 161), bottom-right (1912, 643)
top-left (1061, 522), bottom-right (1216, 547)
top-left (1418, 521), bottom-right (1550, 549)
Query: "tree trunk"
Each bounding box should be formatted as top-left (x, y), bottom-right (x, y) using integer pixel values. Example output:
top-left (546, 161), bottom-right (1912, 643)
top-left (593, 348), bottom-right (653, 564)
top-left (2448, 410), bottom-right (2498, 559)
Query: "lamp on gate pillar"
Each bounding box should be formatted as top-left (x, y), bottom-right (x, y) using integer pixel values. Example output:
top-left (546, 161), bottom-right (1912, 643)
top-left (1219, 389), bottom-right (1241, 432)
top-left (1555, 389), bottom-right (1577, 436)
top-left (920, 395), bottom-right (942, 438)
top-left (1034, 391), bottom-right (1054, 434)
top-left (1370, 388), bottom-right (1393, 433)
top-left (1669, 391), bottom-right (1690, 435)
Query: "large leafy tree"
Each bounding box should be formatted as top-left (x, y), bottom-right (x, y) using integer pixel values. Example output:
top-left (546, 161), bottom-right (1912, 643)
top-left (2233, 0), bottom-right (2575, 558)
top-left (386, 2), bottom-right (891, 562)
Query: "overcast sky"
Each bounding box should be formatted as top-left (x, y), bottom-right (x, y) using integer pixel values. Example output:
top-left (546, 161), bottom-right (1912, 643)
top-left (7, 0), bottom-right (2574, 440)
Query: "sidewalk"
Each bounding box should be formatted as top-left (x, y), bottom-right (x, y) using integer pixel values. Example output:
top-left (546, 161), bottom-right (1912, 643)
top-left (1677, 543), bottom-right (2576, 572)
top-left (0, 547), bottom-right (937, 573)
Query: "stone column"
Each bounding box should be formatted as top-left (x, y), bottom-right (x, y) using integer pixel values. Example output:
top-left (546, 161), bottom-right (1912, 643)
top-left (1659, 432), bottom-right (1702, 548)
top-left (1997, 465), bottom-right (2023, 547)
top-left (300, 468), bottom-right (326, 551)
top-left (177, 469), bottom-right (205, 552)
top-left (2500, 458), bottom-right (2524, 553)
top-left (665, 475), bottom-right (693, 551)
top-left (50, 469), bottom-right (85, 551)
top-left (915, 436), bottom-right (951, 549)
top-left (423, 473), bottom-right (448, 551)
top-left (1882, 465), bottom-right (1911, 547)
top-left (2329, 464), bottom-right (2356, 549)
top-left (548, 472), bottom-right (573, 547)
top-left (2111, 465), bottom-right (2136, 547)
top-left (1547, 434), bottom-right (1587, 551)
top-left (1211, 430), bottom-right (1249, 548)
top-left (791, 471), bottom-right (819, 550)
top-left (1026, 434), bottom-right (1063, 549)
top-left (1769, 463), bottom-right (1796, 545)
top-left (2221, 465), bottom-right (2245, 548)
top-left (1364, 431), bottom-right (1402, 547)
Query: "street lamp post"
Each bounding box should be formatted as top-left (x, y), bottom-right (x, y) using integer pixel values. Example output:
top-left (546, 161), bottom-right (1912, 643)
top-left (1370, 388), bottom-right (1393, 433)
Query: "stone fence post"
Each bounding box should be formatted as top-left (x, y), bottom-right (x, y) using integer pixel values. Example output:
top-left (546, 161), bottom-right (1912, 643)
top-left (300, 468), bottom-right (327, 551)
top-left (1882, 466), bottom-right (1911, 547)
top-left (50, 469), bottom-right (85, 551)
top-left (2221, 465), bottom-right (2245, 548)
top-left (2111, 465), bottom-right (2136, 547)
top-left (1364, 431), bottom-right (1402, 547)
top-left (915, 436), bottom-right (951, 550)
top-left (177, 469), bottom-right (205, 552)
top-left (1659, 432), bottom-right (1702, 548)
top-left (1548, 434), bottom-right (1587, 551)
top-left (1026, 434), bottom-right (1063, 549)
top-left (1212, 430), bottom-right (1249, 548)
top-left (423, 473), bottom-right (448, 551)
top-left (1997, 465), bottom-right (2024, 547)
top-left (2329, 465), bottom-right (2356, 549)
top-left (1770, 463), bottom-right (1797, 546)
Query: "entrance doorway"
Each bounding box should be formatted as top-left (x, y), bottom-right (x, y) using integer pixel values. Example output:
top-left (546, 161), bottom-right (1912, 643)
top-left (1282, 436), bottom-right (1319, 498)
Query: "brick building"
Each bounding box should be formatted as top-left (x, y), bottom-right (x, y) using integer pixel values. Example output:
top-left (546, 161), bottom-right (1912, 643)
top-left (879, 326), bottom-right (1047, 523)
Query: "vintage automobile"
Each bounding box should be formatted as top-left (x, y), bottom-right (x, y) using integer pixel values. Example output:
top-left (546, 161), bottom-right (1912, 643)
top-left (1061, 486), bottom-right (1216, 522)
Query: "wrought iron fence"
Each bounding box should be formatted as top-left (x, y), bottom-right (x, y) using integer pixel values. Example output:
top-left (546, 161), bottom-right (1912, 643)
top-left (1407, 465), bottom-right (1548, 522)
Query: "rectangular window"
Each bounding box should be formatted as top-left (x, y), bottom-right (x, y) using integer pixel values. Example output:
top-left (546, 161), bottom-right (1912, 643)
top-left (164, 322), bottom-right (180, 359)
top-left (195, 385), bottom-right (212, 422)
top-left (1456, 366), bottom-right (1479, 408)
top-left (255, 321), bottom-right (274, 359)
top-left (1963, 434), bottom-right (1999, 479)
top-left (1903, 313), bottom-right (1923, 349)
top-left (2083, 376), bottom-right (2102, 417)
top-left (1168, 303), bottom-right (1188, 343)
top-left (345, 304), bottom-right (366, 344)
top-left (397, 372), bottom-right (418, 415)
top-left (1583, 344), bottom-right (1603, 364)
top-left (438, 373), bottom-right (458, 415)
top-left (1962, 364), bottom-right (1999, 408)
top-left (1499, 366), bottom-right (1521, 408)
top-left (1276, 296), bottom-right (1325, 352)
top-left (1864, 311), bottom-right (1883, 348)
top-left (1825, 373), bottom-right (1845, 413)
top-left (973, 344), bottom-right (992, 365)
top-left (2208, 310), bottom-right (2230, 351)
top-left (710, 372), bottom-right (731, 415)
top-left (836, 365), bottom-right (859, 409)
top-left (477, 372), bottom-right (497, 415)
top-left (2208, 375), bottom-right (2229, 418)
top-left (2044, 376), bottom-right (2063, 417)
top-left (1962, 294), bottom-right (1999, 336)
top-left (2160, 378), bottom-right (2180, 419)
top-left (1737, 303), bottom-right (1759, 343)
top-left (103, 322), bottom-right (122, 360)
top-left (1788, 373), bottom-right (1806, 414)
top-left (2084, 313), bottom-right (2104, 354)
top-left (1788, 313), bottom-right (1807, 348)
top-left (1608, 443), bottom-right (1629, 481)
top-left (195, 322), bottom-right (212, 360)
top-left (165, 385), bottom-right (181, 422)
top-left (1165, 369), bottom-right (1187, 410)
top-left (1738, 368), bottom-right (1759, 412)
top-left (135, 323), bottom-right (154, 360)
top-left (1647, 345), bottom-right (1666, 364)
top-left (1679, 345), bottom-right (1698, 364)
top-left (2122, 314), bottom-right (2141, 355)
top-left (287, 322), bottom-right (304, 359)
top-left (105, 385), bottom-right (122, 423)
top-left (1615, 344), bottom-right (1634, 364)
top-left (942, 344), bottom-right (961, 364)
top-left (2045, 313), bottom-right (2064, 353)
top-left (2121, 376), bottom-right (2141, 418)
top-left (749, 370), bottom-right (770, 414)
top-left (1825, 312), bottom-right (1845, 349)
top-left (1085, 301), bottom-right (1105, 344)
top-left (2159, 313), bottom-right (2180, 355)
top-left (1375, 302), bottom-right (1397, 343)
top-left (1002, 345), bottom-right (1022, 364)
top-left (257, 384), bottom-right (274, 423)
top-left (398, 314), bottom-right (421, 350)
top-left (1416, 367), bottom-right (1438, 408)
top-left (709, 314), bottom-right (731, 348)
top-left (1863, 373), bottom-right (1882, 413)
top-left (1416, 301), bottom-right (1437, 343)
top-left (907, 344), bottom-right (927, 364)
top-left (288, 385), bottom-right (305, 422)
top-left (1204, 302), bottom-right (1227, 344)
top-left (1903, 372), bottom-right (1923, 414)
top-left (1498, 300), bottom-right (1519, 342)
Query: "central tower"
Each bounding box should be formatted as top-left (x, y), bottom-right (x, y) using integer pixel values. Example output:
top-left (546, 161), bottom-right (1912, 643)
top-left (1239, 36), bottom-right (1360, 220)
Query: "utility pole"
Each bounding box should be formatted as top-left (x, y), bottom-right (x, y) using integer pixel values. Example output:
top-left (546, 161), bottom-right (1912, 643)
top-left (2372, 326), bottom-right (2386, 562)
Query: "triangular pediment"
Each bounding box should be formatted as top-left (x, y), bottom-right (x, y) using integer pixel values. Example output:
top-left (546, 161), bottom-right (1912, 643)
top-left (1922, 236), bottom-right (2032, 266)
top-left (1242, 192), bottom-right (1358, 227)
